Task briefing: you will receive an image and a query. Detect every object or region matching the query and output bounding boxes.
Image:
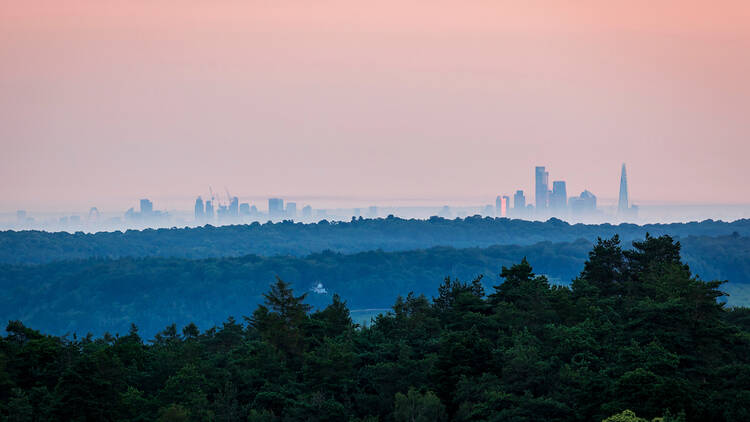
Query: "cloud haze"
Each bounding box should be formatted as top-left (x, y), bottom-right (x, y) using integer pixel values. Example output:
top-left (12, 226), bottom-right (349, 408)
top-left (1, 0), bottom-right (748, 211)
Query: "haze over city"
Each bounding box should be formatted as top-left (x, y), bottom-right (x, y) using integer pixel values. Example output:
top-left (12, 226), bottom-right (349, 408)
top-left (4, 3), bottom-right (750, 420)
top-left (2, 0), bottom-right (749, 217)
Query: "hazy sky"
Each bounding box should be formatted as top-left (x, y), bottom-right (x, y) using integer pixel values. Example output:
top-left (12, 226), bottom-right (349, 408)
top-left (1, 1), bottom-right (748, 212)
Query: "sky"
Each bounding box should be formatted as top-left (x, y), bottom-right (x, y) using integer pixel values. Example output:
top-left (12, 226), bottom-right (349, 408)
top-left (1, 0), bottom-right (749, 212)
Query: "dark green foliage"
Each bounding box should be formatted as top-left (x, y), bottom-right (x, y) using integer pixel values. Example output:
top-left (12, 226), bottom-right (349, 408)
top-left (393, 388), bottom-right (447, 422)
top-left (1, 235), bottom-right (749, 421)
top-left (3, 217), bottom-right (750, 264)
top-left (3, 235), bottom-right (750, 337)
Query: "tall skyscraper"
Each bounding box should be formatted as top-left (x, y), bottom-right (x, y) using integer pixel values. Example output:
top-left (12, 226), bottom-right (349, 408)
top-left (229, 196), bottom-right (239, 217)
top-left (286, 202), bottom-right (297, 219)
top-left (550, 181), bottom-right (568, 213)
top-left (268, 198), bottom-right (284, 219)
top-left (194, 196), bottom-right (204, 220)
top-left (495, 196), bottom-right (503, 217)
top-left (205, 200), bottom-right (214, 219)
top-left (535, 166), bottom-right (549, 211)
top-left (140, 199), bottom-right (153, 215)
top-left (302, 205), bottom-right (312, 219)
top-left (239, 203), bottom-right (250, 215)
top-left (514, 190), bottom-right (526, 209)
top-left (618, 163), bottom-right (629, 214)
top-left (502, 196), bottom-right (510, 217)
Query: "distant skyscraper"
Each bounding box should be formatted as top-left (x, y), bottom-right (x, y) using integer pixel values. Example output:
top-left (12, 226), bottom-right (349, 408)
top-left (570, 190), bottom-right (597, 215)
top-left (514, 190), bottom-right (526, 209)
top-left (229, 196), bottom-right (239, 217)
top-left (88, 207), bottom-right (100, 221)
top-left (286, 202), bottom-right (297, 219)
top-left (367, 206), bottom-right (378, 218)
top-left (550, 181), bottom-right (567, 214)
top-left (535, 166), bottom-right (549, 211)
top-left (302, 205), bottom-right (312, 219)
top-left (268, 198), bottom-right (284, 219)
top-left (496, 196), bottom-right (510, 217)
top-left (239, 203), bottom-right (250, 215)
top-left (618, 163), bottom-right (629, 214)
top-left (217, 204), bottom-right (229, 219)
top-left (194, 197), bottom-right (205, 220)
top-left (438, 205), bottom-right (452, 218)
top-left (140, 199), bottom-right (153, 215)
top-left (205, 200), bottom-right (214, 219)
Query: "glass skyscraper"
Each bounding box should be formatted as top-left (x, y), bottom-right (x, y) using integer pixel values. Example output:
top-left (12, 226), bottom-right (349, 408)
top-left (535, 166), bottom-right (549, 211)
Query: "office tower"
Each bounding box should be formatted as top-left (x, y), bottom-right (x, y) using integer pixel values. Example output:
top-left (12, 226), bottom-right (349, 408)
top-left (229, 196), bottom-right (239, 217)
top-left (535, 166), bottom-right (549, 211)
top-left (286, 202), bottom-right (297, 219)
top-left (268, 198), bottom-right (284, 219)
top-left (194, 197), bottom-right (205, 220)
top-left (550, 181), bottom-right (568, 213)
top-left (239, 203), bottom-right (250, 215)
top-left (570, 190), bottom-right (597, 215)
top-left (302, 205), bottom-right (312, 219)
top-left (88, 207), bottom-right (100, 221)
top-left (618, 163), bottom-right (629, 214)
top-left (140, 199), bottom-right (153, 215)
top-left (438, 206), bottom-right (452, 218)
top-left (217, 204), bottom-right (229, 219)
top-left (205, 200), bottom-right (214, 219)
top-left (367, 206), bottom-right (378, 218)
top-left (496, 196), bottom-right (509, 217)
top-left (250, 205), bottom-right (258, 216)
top-left (514, 190), bottom-right (526, 209)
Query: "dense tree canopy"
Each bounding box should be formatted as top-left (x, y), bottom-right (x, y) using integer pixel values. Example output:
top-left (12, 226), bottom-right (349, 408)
top-left (1, 235), bottom-right (748, 421)
top-left (2, 235), bottom-right (750, 336)
top-left (1, 217), bottom-right (749, 264)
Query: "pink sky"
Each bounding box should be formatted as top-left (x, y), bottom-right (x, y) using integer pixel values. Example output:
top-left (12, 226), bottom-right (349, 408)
top-left (1, 1), bottom-right (749, 212)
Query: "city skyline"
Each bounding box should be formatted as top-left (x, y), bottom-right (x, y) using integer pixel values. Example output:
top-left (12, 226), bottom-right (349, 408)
top-left (1, 3), bottom-right (749, 417)
top-left (1, 163), bottom-right (690, 231)
top-left (3, 158), bottom-right (735, 215)
top-left (2, 1), bottom-right (749, 212)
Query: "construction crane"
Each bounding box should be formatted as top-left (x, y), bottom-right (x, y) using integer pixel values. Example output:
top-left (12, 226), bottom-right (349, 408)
top-left (208, 186), bottom-right (220, 206)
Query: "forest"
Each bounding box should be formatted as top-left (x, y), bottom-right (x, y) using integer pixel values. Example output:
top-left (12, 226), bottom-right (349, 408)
top-left (2, 234), bottom-right (750, 337)
top-left (1, 217), bottom-right (750, 264)
top-left (1, 234), bottom-right (749, 421)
